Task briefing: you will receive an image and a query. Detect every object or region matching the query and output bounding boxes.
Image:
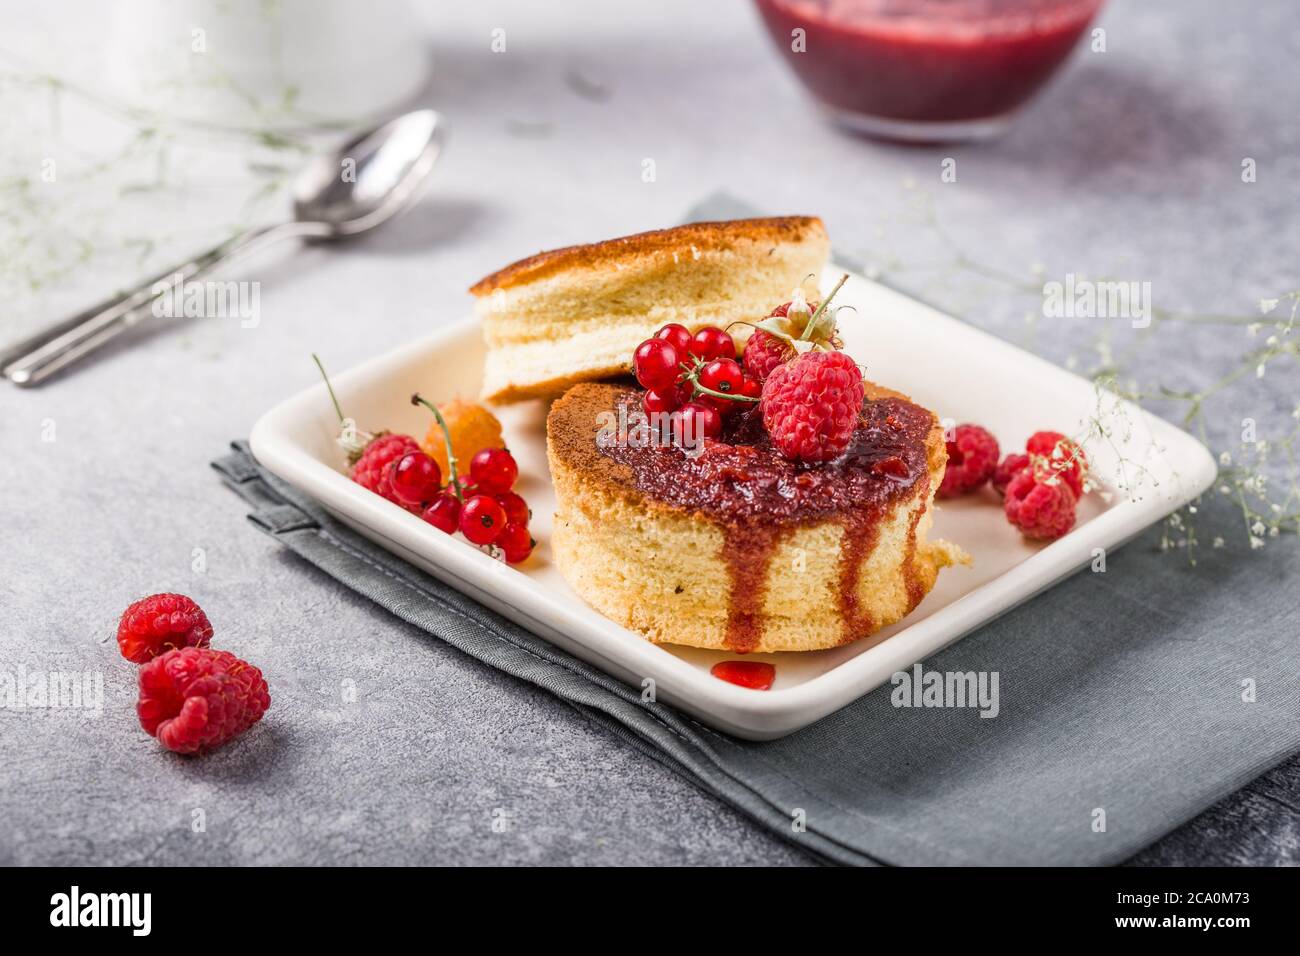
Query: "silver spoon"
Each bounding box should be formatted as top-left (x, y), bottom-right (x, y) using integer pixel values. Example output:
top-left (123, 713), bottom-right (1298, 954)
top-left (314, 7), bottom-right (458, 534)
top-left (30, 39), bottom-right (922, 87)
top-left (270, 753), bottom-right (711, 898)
top-left (2, 109), bottom-right (446, 387)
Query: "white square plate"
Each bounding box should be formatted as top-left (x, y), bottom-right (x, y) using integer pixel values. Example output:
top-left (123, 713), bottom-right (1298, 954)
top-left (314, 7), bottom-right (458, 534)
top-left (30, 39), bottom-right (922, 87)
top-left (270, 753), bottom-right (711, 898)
top-left (250, 271), bottom-right (1216, 739)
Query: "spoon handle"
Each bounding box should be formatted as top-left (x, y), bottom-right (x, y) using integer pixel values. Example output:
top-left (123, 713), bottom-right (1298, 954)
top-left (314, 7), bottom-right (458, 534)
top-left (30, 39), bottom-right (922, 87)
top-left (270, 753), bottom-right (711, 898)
top-left (2, 221), bottom-right (313, 387)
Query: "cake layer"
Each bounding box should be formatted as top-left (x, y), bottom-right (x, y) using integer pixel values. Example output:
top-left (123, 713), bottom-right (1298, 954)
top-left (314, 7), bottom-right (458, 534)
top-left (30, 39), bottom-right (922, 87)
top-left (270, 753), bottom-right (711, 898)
top-left (472, 217), bottom-right (829, 404)
top-left (546, 382), bottom-right (965, 653)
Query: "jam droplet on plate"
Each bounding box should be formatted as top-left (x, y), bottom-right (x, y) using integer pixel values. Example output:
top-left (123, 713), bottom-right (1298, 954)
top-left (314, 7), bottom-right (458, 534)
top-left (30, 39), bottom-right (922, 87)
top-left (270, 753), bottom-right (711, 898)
top-left (710, 660), bottom-right (776, 690)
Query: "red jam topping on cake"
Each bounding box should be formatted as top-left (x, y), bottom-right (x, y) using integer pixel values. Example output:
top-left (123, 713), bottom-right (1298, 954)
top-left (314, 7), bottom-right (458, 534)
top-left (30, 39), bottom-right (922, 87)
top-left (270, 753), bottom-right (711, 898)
top-left (599, 392), bottom-right (932, 523)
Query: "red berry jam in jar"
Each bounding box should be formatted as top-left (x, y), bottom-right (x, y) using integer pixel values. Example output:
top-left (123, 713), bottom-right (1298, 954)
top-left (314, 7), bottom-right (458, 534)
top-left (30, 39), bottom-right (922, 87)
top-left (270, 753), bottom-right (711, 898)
top-left (754, 0), bottom-right (1103, 142)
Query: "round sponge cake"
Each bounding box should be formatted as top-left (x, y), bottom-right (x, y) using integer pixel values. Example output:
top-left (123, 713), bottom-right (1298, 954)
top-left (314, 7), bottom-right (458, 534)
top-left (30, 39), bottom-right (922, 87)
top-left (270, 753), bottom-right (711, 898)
top-left (547, 382), bottom-right (966, 654)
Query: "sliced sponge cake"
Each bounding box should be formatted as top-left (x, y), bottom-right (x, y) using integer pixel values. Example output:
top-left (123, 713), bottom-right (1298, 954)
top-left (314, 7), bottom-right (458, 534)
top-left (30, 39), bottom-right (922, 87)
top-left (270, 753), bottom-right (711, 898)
top-left (471, 217), bottom-right (829, 404)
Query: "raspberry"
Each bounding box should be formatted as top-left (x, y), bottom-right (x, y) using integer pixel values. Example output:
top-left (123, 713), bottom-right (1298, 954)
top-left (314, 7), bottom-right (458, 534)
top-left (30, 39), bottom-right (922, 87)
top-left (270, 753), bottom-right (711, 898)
top-left (137, 647), bottom-right (270, 754)
top-left (350, 433), bottom-right (422, 511)
top-left (742, 329), bottom-right (795, 382)
top-left (1004, 469), bottom-right (1077, 540)
top-left (419, 398), bottom-right (504, 480)
top-left (937, 424), bottom-right (1000, 498)
top-left (770, 297), bottom-right (823, 326)
top-left (117, 593), bottom-right (213, 664)
top-left (1026, 430), bottom-right (1087, 498)
top-left (760, 350), bottom-right (865, 463)
top-left (992, 452), bottom-right (1031, 497)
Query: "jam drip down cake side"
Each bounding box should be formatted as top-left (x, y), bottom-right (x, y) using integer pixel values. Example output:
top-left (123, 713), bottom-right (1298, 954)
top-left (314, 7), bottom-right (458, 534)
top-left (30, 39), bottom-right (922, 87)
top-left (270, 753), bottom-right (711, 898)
top-left (546, 382), bottom-right (966, 654)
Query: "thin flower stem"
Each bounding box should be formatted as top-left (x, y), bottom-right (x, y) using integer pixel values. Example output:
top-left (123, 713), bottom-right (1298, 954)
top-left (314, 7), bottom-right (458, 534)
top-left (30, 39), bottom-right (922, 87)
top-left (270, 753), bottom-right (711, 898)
top-left (801, 273), bottom-right (849, 342)
top-left (412, 394), bottom-right (464, 501)
top-left (311, 353), bottom-right (346, 425)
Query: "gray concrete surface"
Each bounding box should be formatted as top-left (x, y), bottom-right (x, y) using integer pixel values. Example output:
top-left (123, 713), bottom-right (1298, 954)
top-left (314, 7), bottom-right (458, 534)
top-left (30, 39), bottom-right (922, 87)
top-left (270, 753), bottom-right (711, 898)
top-left (1, 0), bottom-right (1297, 865)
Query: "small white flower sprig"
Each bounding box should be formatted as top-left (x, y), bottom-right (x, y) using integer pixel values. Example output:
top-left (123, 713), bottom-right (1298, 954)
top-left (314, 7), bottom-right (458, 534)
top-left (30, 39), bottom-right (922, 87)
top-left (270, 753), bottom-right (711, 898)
top-left (852, 186), bottom-right (1299, 563)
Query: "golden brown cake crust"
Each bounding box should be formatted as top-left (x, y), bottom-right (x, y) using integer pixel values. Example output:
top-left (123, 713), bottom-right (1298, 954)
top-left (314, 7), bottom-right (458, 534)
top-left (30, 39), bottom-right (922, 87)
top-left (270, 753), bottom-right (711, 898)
top-left (546, 382), bottom-right (648, 510)
top-left (470, 217), bottom-right (827, 296)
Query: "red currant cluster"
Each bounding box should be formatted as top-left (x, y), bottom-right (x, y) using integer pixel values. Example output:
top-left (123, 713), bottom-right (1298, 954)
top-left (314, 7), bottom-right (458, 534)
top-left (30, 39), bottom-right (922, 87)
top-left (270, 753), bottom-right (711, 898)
top-left (627, 275), bottom-right (867, 464)
top-left (410, 395), bottom-right (535, 563)
top-left (313, 356), bottom-right (536, 565)
top-left (631, 323), bottom-right (762, 439)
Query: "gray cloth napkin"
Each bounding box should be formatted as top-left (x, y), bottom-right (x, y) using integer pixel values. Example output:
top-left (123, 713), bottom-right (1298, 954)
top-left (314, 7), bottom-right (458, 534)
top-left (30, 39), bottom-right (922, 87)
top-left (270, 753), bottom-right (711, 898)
top-left (214, 434), bottom-right (1299, 867)
top-left (213, 199), bottom-right (1300, 865)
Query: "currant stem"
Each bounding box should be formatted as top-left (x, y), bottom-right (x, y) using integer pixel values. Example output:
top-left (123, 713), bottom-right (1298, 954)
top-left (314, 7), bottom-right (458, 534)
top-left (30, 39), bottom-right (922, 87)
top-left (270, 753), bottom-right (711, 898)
top-left (312, 353), bottom-right (347, 425)
top-left (691, 381), bottom-right (760, 403)
top-left (800, 273), bottom-right (849, 342)
top-left (411, 393), bottom-right (464, 501)
top-left (677, 356), bottom-right (760, 404)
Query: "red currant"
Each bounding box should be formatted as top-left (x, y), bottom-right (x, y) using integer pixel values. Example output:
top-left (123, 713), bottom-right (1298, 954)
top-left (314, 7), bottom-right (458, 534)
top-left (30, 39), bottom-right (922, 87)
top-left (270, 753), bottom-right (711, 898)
top-left (469, 447), bottom-right (518, 495)
top-left (673, 401), bottom-right (723, 442)
top-left (699, 395), bottom-right (732, 416)
top-left (740, 375), bottom-right (763, 400)
top-left (496, 490), bottom-right (531, 526)
top-left (690, 326), bottom-right (735, 362)
top-left (459, 494), bottom-right (506, 545)
top-left (497, 523), bottom-right (535, 564)
top-left (633, 338), bottom-right (681, 389)
top-left (388, 451), bottom-right (441, 506)
top-left (643, 386), bottom-right (680, 416)
top-left (699, 358), bottom-right (744, 396)
top-left (655, 323), bottom-right (692, 355)
top-left (421, 492), bottom-right (461, 534)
